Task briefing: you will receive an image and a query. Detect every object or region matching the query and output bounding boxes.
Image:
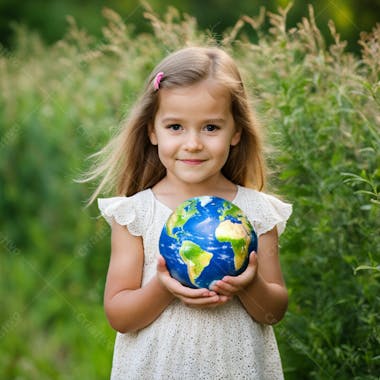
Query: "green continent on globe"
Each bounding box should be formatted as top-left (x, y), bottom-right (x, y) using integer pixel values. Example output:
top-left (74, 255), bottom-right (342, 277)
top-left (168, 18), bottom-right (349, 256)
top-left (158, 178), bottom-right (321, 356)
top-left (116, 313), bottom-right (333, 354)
top-left (179, 240), bottom-right (213, 286)
top-left (165, 199), bottom-right (200, 239)
top-left (215, 220), bottom-right (251, 270)
top-left (219, 202), bottom-right (252, 236)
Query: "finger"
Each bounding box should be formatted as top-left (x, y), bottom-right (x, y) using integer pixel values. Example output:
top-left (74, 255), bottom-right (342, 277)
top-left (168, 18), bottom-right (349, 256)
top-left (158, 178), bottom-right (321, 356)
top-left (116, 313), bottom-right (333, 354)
top-left (182, 294), bottom-right (220, 306)
top-left (157, 255), bottom-right (169, 272)
top-left (230, 253), bottom-right (258, 282)
top-left (246, 251), bottom-right (258, 269)
top-left (211, 280), bottom-right (239, 296)
top-left (157, 256), bottom-right (217, 298)
top-left (215, 254), bottom-right (258, 294)
top-left (172, 284), bottom-right (216, 299)
top-left (182, 294), bottom-right (231, 308)
top-left (159, 274), bottom-right (216, 299)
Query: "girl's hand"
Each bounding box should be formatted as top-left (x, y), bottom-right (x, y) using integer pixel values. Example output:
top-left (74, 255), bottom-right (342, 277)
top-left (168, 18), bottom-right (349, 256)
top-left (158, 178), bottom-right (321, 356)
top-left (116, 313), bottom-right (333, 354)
top-left (156, 255), bottom-right (231, 308)
top-left (210, 252), bottom-right (258, 297)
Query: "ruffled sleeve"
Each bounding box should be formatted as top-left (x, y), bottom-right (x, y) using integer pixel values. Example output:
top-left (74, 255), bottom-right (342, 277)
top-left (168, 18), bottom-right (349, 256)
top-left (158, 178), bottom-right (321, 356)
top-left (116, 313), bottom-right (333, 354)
top-left (98, 196), bottom-right (140, 236)
top-left (238, 188), bottom-right (292, 237)
top-left (255, 193), bottom-right (292, 236)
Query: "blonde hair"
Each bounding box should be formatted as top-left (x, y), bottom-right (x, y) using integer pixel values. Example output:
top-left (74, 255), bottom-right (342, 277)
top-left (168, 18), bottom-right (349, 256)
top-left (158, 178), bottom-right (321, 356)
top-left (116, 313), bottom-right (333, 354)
top-left (83, 46), bottom-right (266, 204)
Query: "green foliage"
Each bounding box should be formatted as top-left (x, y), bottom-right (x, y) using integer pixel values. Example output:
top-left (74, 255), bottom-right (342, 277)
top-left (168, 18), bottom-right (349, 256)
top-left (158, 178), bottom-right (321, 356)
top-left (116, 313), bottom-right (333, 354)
top-left (1, 5), bottom-right (379, 379)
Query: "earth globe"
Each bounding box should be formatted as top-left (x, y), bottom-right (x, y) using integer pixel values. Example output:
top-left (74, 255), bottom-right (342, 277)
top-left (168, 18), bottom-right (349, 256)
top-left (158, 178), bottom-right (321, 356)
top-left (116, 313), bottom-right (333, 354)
top-left (159, 196), bottom-right (257, 289)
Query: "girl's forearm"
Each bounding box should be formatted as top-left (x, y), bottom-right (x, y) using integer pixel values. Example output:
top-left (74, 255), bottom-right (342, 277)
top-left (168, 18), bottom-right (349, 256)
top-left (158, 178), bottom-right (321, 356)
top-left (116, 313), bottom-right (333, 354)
top-left (104, 276), bottom-right (174, 333)
top-left (238, 274), bottom-right (288, 325)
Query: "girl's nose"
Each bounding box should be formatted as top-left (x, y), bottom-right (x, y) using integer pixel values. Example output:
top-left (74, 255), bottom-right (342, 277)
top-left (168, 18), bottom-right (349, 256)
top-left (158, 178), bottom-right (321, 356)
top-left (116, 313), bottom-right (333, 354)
top-left (184, 132), bottom-right (203, 151)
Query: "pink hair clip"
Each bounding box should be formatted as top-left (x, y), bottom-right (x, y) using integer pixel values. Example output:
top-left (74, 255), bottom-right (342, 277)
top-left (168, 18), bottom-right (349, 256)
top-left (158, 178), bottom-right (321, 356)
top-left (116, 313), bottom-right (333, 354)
top-left (153, 72), bottom-right (164, 91)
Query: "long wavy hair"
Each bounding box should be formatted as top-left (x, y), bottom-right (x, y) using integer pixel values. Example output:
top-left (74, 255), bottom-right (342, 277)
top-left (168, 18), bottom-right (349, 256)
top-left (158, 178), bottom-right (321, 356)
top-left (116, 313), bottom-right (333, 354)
top-left (82, 46), bottom-right (266, 204)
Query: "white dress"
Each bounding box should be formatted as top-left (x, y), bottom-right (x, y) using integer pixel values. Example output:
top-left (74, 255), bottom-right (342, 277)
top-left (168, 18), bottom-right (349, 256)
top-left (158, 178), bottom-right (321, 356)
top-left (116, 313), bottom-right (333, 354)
top-left (98, 185), bottom-right (292, 380)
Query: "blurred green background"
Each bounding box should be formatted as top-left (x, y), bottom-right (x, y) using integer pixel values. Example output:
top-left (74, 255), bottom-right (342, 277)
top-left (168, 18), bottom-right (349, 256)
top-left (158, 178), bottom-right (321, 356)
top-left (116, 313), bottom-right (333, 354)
top-left (1, 1), bottom-right (379, 379)
top-left (1, 0), bottom-right (380, 52)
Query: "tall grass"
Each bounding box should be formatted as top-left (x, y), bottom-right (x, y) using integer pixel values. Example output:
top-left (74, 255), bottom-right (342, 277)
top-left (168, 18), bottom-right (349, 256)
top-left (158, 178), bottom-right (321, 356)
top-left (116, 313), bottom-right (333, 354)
top-left (1, 5), bottom-right (379, 379)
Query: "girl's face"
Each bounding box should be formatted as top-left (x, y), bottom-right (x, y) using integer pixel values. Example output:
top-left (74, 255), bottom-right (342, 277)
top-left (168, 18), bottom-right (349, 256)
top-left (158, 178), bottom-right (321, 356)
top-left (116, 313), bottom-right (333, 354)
top-left (149, 79), bottom-right (241, 189)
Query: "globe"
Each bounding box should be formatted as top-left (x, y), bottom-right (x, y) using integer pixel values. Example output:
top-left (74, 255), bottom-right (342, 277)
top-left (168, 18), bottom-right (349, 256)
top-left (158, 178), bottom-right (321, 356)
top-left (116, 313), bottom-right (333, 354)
top-left (159, 196), bottom-right (257, 289)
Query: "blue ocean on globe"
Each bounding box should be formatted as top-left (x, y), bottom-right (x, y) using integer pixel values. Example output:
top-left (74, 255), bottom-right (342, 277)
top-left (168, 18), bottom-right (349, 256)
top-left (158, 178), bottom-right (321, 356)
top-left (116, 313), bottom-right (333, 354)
top-left (159, 196), bottom-right (257, 289)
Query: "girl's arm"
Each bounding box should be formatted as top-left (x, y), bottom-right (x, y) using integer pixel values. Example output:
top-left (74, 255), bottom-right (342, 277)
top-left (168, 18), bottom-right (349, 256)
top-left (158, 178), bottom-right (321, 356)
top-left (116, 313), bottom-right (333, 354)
top-left (211, 227), bottom-right (288, 324)
top-left (104, 221), bottom-right (174, 333)
top-left (104, 221), bottom-right (228, 332)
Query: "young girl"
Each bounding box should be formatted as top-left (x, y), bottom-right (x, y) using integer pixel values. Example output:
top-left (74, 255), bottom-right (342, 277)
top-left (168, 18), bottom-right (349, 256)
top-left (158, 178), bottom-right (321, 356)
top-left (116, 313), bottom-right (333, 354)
top-left (89, 46), bottom-right (292, 379)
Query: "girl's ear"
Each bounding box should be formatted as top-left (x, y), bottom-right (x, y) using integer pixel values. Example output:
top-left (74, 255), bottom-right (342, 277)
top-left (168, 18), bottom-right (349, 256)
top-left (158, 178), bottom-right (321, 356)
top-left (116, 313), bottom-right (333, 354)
top-left (230, 128), bottom-right (242, 146)
top-left (148, 123), bottom-right (158, 145)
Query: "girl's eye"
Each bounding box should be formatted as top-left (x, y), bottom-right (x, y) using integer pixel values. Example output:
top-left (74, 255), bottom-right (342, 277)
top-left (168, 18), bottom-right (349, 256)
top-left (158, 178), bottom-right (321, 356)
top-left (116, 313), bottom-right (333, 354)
top-left (204, 124), bottom-right (219, 132)
top-left (168, 124), bottom-right (182, 131)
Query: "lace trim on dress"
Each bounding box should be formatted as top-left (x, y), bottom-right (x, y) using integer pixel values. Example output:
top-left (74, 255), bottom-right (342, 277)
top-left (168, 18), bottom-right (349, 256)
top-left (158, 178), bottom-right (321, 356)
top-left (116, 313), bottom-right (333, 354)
top-left (256, 192), bottom-right (292, 236)
top-left (235, 188), bottom-right (292, 237)
top-left (97, 187), bottom-right (292, 238)
top-left (97, 196), bottom-right (141, 236)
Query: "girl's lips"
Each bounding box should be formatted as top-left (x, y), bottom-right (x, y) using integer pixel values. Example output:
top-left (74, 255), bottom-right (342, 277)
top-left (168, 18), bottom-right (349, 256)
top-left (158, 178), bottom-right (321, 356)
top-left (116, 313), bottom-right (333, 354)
top-left (179, 159), bottom-right (205, 165)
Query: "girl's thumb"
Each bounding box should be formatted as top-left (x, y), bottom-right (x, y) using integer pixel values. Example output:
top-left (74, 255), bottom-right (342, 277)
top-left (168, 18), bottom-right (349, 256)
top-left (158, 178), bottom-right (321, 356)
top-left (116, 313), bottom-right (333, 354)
top-left (157, 255), bottom-right (167, 272)
top-left (249, 251), bottom-right (258, 265)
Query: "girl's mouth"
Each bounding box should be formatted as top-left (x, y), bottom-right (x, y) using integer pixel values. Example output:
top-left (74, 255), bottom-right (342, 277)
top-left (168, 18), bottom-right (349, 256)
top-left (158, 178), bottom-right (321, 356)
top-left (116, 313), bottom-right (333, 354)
top-left (179, 159), bottom-right (205, 165)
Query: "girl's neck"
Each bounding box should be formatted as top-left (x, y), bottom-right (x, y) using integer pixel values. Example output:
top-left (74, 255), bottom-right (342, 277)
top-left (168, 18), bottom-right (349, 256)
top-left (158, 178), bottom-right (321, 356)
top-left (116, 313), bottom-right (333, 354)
top-left (151, 176), bottom-right (238, 209)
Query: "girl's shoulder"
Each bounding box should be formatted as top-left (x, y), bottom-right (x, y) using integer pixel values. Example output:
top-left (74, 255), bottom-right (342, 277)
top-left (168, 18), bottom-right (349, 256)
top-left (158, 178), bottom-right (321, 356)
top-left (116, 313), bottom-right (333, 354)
top-left (97, 189), bottom-right (154, 235)
top-left (235, 186), bottom-right (292, 236)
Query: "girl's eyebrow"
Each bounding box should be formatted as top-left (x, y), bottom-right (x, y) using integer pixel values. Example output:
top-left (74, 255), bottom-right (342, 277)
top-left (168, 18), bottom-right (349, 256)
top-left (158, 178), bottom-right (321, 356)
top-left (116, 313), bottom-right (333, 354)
top-left (161, 117), bottom-right (226, 124)
top-left (161, 117), bottom-right (182, 124)
top-left (204, 118), bottom-right (226, 124)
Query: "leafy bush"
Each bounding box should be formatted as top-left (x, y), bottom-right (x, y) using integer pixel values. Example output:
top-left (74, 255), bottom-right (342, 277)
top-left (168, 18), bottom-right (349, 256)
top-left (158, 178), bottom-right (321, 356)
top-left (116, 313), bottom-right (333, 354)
top-left (1, 5), bottom-right (379, 379)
